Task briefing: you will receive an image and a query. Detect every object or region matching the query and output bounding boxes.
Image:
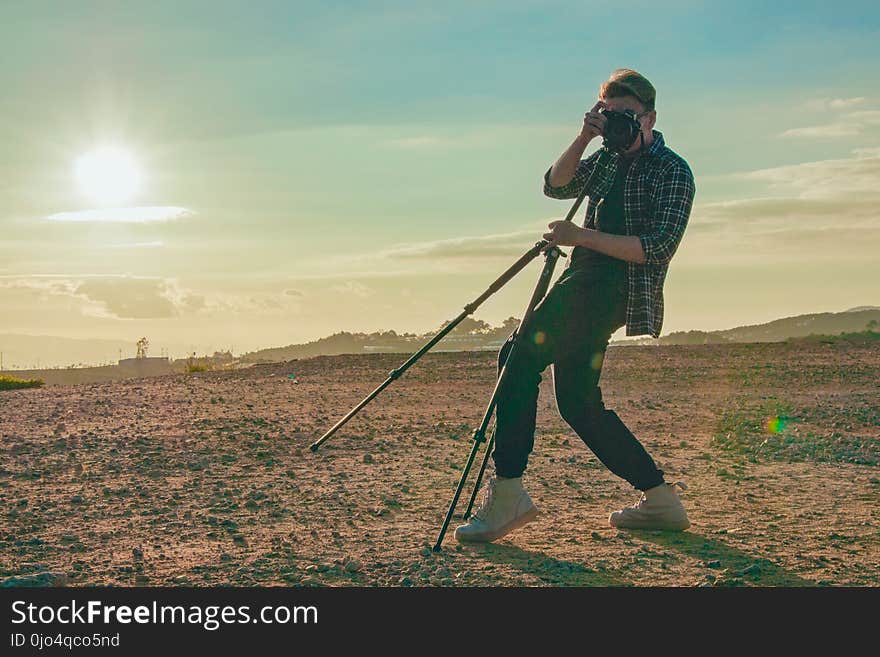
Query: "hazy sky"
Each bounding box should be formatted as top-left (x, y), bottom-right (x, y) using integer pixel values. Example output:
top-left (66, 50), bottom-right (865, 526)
top-left (1, 1), bottom-right (878, 359)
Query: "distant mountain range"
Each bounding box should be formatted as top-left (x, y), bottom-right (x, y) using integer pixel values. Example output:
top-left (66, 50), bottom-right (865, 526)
top-left (618, 306), bottom-right (880, 345)
top-left (239, 306), bottom-right (880, 362)
top-left (2, 306), bottom-right (877, 371)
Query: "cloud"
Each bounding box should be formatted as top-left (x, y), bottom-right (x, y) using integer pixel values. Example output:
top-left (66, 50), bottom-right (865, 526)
top-left (384, 136), bottom-right (447, 149)
top-left (46, 206), bottom-right (191, 223)
top-left (380, 227), bottom-right (543, 260)
top-left (0, 275), bottom-right (207, 319)
top-left (296, 222), bottom-right (548, 279)
top-left (738, 148), bottom-right (880, 200)
top-left (74, 278), bottom-right (180, 319)
top-left (830, 97), bottom-right (868, 109)
top-left (804, 97), bottom-right (868, 111)
top-left (680, 147), bottom-right (880, 265)
top-left (779, 123), bottom-right (862, 139)
top-left (779, 100), bottom-right (880, 139)
top-left (695, 197), bottom-right (879, 226)
top-left (103, 241), bottom-right (165, 249)
top-left (328, 280), bottom-right (375, 298)
top-left (845, 109), bottom-right (880, 125)
top-left (853, 146), bottom-right (880, 157)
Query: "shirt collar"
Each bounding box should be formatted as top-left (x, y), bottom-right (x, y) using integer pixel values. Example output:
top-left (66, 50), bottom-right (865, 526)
top-left (645, 129), bottom-right (665, 157)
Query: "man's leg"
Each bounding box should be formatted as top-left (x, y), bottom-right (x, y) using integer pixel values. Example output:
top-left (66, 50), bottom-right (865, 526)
top-left (551, 278), bottom-right (689, 530)
top-left (491, 274), bottom-right (574, 478)
top-left (454, 273), bottom-right (572, 543)
top-left (552, 351), bottom-right (666, 492)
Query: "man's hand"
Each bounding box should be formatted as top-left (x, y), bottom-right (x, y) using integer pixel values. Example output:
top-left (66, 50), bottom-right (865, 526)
top-left (578, 100), bottom-right (607, 142)
top-left (542, 220), bottom-right (586, 251)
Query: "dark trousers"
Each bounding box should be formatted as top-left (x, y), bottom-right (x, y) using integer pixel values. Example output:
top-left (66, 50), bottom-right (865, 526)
top-left (491, 264), bottom-right (665, 491)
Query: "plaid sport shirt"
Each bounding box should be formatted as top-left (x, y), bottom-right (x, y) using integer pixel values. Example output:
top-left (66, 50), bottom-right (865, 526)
top-left (543, 130), bottom-right (695, 338)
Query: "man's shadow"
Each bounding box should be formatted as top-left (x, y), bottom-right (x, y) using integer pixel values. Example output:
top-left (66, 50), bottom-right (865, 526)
top-left (469, 530), bottom-right (814, 586)
top-left (470, 543), bottom-right (628, 586)
top-left (636, 530), bottom-right (815, 586)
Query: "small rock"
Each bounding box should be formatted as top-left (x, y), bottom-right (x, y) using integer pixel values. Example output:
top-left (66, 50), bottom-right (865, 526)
top-left (590, 531), bottom-right (604, 541)
top-left (419, 547), bottom-right (432, 557)
top-left (736, 563), bottom-right (761, 577)
top-left (344, 559), bottom-right (362, 573)
top-left (2, 572), bottom-right (69, 588)
top-left (363, 454), bottom-right (374, 464)
top-left (132, 548), bottom-right (144, 560)
top-left (70, 495), bottom-right (84, 504)
top-left (705, 560), bottom-right (722, 569)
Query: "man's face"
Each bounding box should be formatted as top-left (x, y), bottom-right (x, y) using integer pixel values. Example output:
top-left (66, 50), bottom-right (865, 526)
top-left (601, 95), bottom-right (656, 154)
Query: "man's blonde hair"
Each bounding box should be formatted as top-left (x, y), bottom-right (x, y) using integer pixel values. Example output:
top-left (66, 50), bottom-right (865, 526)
top-left (599, 68), bottom-right (656, 112)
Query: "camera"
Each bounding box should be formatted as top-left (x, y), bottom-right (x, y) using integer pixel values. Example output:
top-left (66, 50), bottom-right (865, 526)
top-left (600, 108), bottom-right (642, 153)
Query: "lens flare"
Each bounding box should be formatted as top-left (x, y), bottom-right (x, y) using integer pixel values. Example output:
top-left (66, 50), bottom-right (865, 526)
top-left (590, 351), bottom-right (604, 371)
top-left (533, 331), bottom-right (546, 345)
top-left (766, 415), bottom-right (788, 434)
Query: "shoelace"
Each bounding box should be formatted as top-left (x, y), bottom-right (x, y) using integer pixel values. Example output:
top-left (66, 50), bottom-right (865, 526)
top-left (471, 479), bottom-right (497, 522)
top-left (632, 493), bottom-right (648, 509)
top-left (629, 481), bottom-right (687, 510)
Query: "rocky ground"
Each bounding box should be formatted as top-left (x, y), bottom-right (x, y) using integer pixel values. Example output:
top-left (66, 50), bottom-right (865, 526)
top-left (1, 341), bottom-right (877, 587)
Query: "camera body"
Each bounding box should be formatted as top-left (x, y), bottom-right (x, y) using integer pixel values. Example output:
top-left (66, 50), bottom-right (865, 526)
top-left (600, 108), bottom-right (642, 153)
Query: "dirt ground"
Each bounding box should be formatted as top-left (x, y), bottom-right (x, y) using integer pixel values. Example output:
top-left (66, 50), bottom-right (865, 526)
top-left (1, 341), bottom-right (877, 587)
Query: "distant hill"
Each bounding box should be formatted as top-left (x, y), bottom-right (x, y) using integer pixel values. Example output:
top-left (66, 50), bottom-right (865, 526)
top-left (621, 307), bottom-right (880, 346)
top-left (240, 306), bottom-right (880, 361)
top-left (4, 306), bottom-right (877, 371)
top-left (241, 317), bottom-right (520, 363)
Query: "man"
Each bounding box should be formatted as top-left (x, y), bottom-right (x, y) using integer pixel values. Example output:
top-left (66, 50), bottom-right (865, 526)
top-left (455, 68), bottom-right (695, 543)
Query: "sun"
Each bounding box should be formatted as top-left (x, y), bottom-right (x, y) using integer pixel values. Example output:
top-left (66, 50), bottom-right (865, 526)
top-left (74, 145), bottom-right (142, 206)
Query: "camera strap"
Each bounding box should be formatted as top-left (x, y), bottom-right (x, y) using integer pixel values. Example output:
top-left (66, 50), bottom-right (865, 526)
top-left (584, 149), bottom-right (619, 229)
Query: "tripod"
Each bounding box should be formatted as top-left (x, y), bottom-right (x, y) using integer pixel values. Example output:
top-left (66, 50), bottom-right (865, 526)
top-left (310, 156), bottom-right (606, 550)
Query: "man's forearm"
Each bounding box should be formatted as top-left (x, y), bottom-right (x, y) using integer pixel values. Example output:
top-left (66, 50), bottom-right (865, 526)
top-left (578, 229), bottom-right (646, 265)
top-left (548, 134), bottom-right (593, 187)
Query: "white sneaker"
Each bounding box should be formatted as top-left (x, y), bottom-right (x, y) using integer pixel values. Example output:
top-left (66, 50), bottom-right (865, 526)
top-left (454, 475), bottom-right (539, 543)
top-left (609, 481), bottom-right (690, 531)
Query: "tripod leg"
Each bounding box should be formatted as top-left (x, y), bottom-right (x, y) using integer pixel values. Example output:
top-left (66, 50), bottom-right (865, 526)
top-left (433, 246), bottom-right (562, 550)
top-left (463, 429), bottom-right (495, 520)
top-left (310, 241), bottom-right (547, 452)
top-left (432, 430), bottom-right (485, 552)
top-left (462, 324), bottom-right (521, 520)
